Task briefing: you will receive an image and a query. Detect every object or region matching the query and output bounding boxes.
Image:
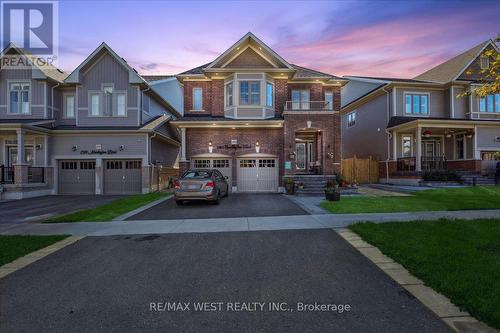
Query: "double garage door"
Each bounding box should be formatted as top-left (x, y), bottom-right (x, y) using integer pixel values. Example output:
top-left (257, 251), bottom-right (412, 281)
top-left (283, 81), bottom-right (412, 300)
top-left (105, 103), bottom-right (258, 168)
top-left (58, 159), bottom-right (142, 195)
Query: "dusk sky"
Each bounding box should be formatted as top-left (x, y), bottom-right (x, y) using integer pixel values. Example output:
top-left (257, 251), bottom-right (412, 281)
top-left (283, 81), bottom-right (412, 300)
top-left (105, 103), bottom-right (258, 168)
top-left (58, 0), bottom-right (500, 78)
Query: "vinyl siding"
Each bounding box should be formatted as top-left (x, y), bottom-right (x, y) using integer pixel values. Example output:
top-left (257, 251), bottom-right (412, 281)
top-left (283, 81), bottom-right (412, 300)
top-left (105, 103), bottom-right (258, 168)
top-left (395, 88), bottom-right (447, 118)
top-left (477, 127), bottom-right (500, 150)
top-left (151, 138), bottom-right (180, 167)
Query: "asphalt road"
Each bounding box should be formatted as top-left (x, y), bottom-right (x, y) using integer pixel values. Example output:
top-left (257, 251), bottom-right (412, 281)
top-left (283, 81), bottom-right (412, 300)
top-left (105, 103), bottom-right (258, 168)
top-left (0, 195), bottom-right (124, 223)
top-left (0, 230), bottom-right (450, 332)
top-left (128, 193), bottom-right (309, 220)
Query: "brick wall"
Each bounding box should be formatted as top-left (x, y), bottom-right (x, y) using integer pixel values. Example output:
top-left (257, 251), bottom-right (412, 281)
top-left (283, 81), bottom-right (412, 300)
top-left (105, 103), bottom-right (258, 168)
top-left (185, 128), bottom-right (284, 186)
top-left (275, 79), bottom-right (288, 117)
top-left (183, 81), bottom-right (212, 115)
top-left (447, 159), bottom-right (482, 172)
top-left (283, 113), bottom-right (341, 175)
top-left (211, 79), bottom-right (224, 117)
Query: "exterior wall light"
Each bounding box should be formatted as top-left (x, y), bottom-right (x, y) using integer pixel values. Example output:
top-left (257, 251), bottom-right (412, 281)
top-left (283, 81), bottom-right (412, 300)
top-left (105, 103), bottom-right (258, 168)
top-left (307, 121), bottom-right (312, 128)
top-left (255, 141), bottom-right (260, 153)
top-left (208, 140), bottom-right (213, 153)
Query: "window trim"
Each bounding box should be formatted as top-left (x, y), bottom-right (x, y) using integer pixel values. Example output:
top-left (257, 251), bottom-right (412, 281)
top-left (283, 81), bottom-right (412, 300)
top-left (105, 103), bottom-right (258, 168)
top-left (479, 94), bottom-right (500, 113)
top-left (403, 91), bottom-right (431, 116)
top-left (192, 87), bottom-right (203, 111)
top-left (265, 81), bottom-right (274, 108)
top-left (347, 111), bottom-right (356, 128)
top-left (115, 92), bottom-right (127, 117)
top-left (400, 134), bottom-right (414, 158)
top-left (7, 81), bottom-right (31, 115)
top-left (239, 80), bottom-right (260, 105)
top-left (63, 94), bottom-right (76, 119)
top-left (89, 92), bottom-right (101, 117)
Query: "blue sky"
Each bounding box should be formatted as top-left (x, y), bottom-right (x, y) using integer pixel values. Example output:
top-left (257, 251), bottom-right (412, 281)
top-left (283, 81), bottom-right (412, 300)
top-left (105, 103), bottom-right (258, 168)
top-left (56, 0), bottom-right (500, 77)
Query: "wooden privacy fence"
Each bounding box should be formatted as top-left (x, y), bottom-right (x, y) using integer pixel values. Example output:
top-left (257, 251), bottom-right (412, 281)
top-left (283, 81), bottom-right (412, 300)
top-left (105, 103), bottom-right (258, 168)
top-left (341, 156), bottom-right (379, 184)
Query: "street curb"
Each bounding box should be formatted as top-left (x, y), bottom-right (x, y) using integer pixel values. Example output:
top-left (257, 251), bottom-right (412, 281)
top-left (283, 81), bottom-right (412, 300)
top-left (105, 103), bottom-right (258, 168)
top-left (112, 194), bottom-right (173, 221)
top-left (0, 236), bottom-right (84, 279)
top-left (336, 228), bottom-right (498, 333)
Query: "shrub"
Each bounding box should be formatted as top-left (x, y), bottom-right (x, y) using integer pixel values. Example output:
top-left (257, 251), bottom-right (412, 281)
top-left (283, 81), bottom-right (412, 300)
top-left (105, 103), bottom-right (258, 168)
top-left (422, 170), bottom-right (462, 182)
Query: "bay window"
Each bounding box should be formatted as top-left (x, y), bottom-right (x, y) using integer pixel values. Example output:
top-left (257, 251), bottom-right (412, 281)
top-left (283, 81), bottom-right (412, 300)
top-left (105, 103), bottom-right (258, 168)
top-left (479, 94), bottom-right (500, 112)
top-left (225, 82), bottom-right (233, 107)
top-left (240, 81), bottom-right (260, 105)
top-left (405, 93), bottom-right (429, 115)
top-left (9, 83), bottom-right (30, 114)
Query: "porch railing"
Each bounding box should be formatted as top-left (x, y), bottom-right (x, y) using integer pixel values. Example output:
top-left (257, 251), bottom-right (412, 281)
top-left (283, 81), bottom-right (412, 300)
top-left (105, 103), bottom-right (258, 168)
top-left (28, 167), bottom-right (45, 183)
top-left (421, 155), bottom-right (447, 171)
top-left (284, 101), bottom-right (333, 111)
top-left (0, 165), bottom-right (14, 184)
top-left (396, 157), bottom-right (416, 172)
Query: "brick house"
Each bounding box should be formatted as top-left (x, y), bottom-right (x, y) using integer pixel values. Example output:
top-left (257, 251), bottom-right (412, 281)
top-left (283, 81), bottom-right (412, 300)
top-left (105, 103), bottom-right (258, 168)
top-left (171, 33), bottom-right (346, 192)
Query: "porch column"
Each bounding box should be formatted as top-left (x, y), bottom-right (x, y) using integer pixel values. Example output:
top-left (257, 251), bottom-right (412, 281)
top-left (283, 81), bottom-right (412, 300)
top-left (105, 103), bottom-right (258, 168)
top-left (180, 128), bottom-right (187, 161)
top-left (14, 128), bottom-right (29, 184)
top-left (392, 131), bottom-right (397, 160)
top-left (416, 126), bottom-right (422, 172)
top-left (473, 125), bottom-right (480, 159)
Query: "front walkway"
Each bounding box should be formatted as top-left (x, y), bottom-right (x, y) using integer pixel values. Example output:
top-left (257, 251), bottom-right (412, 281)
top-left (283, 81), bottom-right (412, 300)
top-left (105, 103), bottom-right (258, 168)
top-left (2, 209), bottom-right (499, 236)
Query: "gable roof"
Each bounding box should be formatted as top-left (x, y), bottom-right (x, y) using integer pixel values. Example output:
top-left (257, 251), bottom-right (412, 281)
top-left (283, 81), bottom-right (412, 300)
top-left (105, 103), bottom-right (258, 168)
top-left (65, 42), bottom-right (145, 84)
top-left (414, 40), bottom-right (498, 83)
top-left (205, 32), bottom-right (295, 71)
top-left (291, 64), bottom-right (343, 80)
top-left (0, 43), bottom-right (67, 82)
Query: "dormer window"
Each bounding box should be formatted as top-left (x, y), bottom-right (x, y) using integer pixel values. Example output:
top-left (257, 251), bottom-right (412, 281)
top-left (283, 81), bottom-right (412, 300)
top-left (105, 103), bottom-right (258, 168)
top-left (240, 81), bottom-right (260, 105)
top-left (9, 83), bottom-right (30, 114)
top-left (480, 55), bottom-right (490, 70)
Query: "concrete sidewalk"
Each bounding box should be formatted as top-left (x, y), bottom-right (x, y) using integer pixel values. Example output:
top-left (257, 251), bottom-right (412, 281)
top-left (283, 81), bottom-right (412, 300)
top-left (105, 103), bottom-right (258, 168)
top-left (1, 209), bottom-right (499, 236)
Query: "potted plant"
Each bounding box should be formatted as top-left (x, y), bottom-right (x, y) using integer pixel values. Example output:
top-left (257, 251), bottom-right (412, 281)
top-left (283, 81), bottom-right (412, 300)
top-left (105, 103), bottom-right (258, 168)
top-left (297, 182), bottom-right (305, 190)
top-left (324, 179), bottom-right (340, 201)
top-left (284, 177), bottom-right (295, 195)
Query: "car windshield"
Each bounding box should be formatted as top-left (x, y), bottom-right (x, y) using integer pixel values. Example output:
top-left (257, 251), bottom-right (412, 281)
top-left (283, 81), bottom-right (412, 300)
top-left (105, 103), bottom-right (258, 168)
top-left (182, 171), bottom-right (211, 179)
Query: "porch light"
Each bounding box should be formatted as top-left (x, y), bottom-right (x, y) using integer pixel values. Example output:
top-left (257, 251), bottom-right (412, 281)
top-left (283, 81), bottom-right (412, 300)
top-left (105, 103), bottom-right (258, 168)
top-left (35, 144), bottom-right (42, 150)
top-left (422, 130), bottom-right (432, 138)
top-left (255, 141), bottom-right (260, 153)
top-left (445, 130), bottom-right (453, 139)
top-left (72, 145), bottom-right (78, 152)
top-left (208, 140), bottom-right (213, 153)
top-left (307, 120), bottom-right (312, 128)
top-left (466, 129), bottom-right (474, 139)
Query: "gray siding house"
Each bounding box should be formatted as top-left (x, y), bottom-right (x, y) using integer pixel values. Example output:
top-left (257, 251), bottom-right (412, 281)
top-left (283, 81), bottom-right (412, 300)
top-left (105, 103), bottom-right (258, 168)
top-left (341, 39), bottom-right (500, 184)
top-left (0, 43), bottom-right (181, 199)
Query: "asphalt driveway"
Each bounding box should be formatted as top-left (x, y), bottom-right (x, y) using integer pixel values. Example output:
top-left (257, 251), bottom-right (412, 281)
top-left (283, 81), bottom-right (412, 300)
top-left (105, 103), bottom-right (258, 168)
top-left (128, 193), bottom-right (309, 220)
top-left (0, 230), bottom-right (450, 332)
top-left (0, 195), bottom-right (124, 224)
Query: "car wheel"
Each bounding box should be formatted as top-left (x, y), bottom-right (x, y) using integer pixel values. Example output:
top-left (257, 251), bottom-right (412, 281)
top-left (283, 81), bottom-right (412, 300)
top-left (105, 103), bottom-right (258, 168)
top-left (175, 200), bottom-right (184, 206)
top-left (224, 187), bottom-right (229, 197)
top-left (213, 191), bottom-right (220, 204)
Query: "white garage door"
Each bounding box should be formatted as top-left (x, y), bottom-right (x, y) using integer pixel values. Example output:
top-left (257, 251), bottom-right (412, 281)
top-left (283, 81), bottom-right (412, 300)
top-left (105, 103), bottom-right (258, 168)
top-left (191, 158), bottom-right (232, 191)
top-left (237, 158), bottom-right (278, 192)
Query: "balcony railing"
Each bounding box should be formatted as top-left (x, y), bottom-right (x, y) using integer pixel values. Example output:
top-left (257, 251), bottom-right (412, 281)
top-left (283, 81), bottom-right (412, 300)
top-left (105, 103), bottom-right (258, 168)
top-left (28, 167), bottom-right (45, 183)
top-left (397, 157), bottom-right (416, 172)
top-left (0, 165), bottom-right (14, 184)
top-left (421, 155), bottom-right (447, 171)
top-left (284, 101), bottom-right (333, 111)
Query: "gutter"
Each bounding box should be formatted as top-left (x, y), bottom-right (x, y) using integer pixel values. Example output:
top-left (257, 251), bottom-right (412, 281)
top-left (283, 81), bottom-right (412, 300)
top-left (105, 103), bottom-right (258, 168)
top-left (382, 87), bottom-right (391, 183)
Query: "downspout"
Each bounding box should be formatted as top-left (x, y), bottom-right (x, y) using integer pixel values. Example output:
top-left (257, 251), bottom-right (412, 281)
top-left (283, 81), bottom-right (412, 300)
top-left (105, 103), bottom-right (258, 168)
top-left (141, 86), bottom-right (151, 125)
top-left (150, 132), bottom-right (157, 192)
top-left (382, 86), bottom-right (391, 183)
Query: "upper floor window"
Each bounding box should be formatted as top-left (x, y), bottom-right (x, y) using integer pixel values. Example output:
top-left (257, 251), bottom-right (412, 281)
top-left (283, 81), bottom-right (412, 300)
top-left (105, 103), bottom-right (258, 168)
top-left (225, 82), bottom-right (233, 107)
top-left (193, 87), bottom-right (203, 110)
top-left (405, 93), bottom-right (429, 115)
top-left (266, 82), bottom-right (274, 107)
top-left (240, 81), bottom-right (260, 105)
top-left (291, 89), bottom-right (310, 110)
top-left (347, 111), bottom-right (356, 127)
top-left (479, 94), bottom-right (500, 113)
top-left (480, 55), bottom-right (490, 70)
top-left (9, 83), bottom-right (30, 114)
top-left (116, 94), bottom-right (126, 116)
top-left (103, 86), bottom-right (113, 116)
top-left (325, 91), bottom-right (334, 110)
top-left (64, 95), bottom-right (75, 118)
top-left (90, 94), bottom-right (100, 116)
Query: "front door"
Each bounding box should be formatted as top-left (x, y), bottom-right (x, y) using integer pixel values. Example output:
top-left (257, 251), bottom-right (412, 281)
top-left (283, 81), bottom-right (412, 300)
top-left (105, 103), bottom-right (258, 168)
top-left (7, 146), bottom-right (34, 166)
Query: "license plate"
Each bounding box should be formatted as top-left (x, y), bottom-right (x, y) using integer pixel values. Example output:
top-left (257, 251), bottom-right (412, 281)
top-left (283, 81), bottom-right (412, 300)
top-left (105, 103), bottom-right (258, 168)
top-left (187, 184), bottom-right (199, 190)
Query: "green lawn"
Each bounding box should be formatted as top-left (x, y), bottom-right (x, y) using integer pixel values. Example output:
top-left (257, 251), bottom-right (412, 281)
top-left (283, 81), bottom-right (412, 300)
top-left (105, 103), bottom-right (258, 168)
top-left (321, 186), bottom-right (500, 214)
top-left (0, 235), bottom-right (69, 266)
top-left (44, 191), bottom-right (172, 223)
top-left (349, 219), bottom-right (500, 329)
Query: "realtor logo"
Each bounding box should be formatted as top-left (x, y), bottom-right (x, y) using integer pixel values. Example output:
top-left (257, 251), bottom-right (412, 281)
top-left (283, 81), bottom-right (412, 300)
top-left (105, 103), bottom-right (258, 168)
top-left (1, 0), bottom-right (58, 56)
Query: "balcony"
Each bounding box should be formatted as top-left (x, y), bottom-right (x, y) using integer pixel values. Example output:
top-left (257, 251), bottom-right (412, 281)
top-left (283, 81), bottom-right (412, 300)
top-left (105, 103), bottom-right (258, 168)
top-left (284, 101), bottom-right (333, 112)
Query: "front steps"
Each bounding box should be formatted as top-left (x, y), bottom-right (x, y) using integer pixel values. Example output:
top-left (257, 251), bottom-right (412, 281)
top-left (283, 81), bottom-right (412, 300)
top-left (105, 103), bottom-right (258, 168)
top-left (459, 172), bottom-right (497, 186)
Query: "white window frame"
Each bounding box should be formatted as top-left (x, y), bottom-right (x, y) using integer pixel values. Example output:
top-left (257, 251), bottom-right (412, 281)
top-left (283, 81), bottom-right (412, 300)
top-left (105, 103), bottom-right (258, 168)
top-left (266, 81), bottom-right (274, 107)
top-left (401, 134), bottom-right (414, 158)
top-left (479, 94), bottom-right (500, 113)
top-left (347, 111), bottom-right (356, 128)
top-left (239, 81), bottom-right (260, 105)
top-left (192, 87), bottom-right (203, 111)
top-left (116, 93), bottom-right (127, 116)
top-left (63, 94), bottom-right (75, 118)
top-left (480, 55), bottom-right (490, 70)
top-left (90, 93), bottom-right (101, 116)
top-left (225, 82), bottom-right (233, 107)
top-left (8, 81), bottom-right (31, 115)
top-left (404, 92), bottom-right (430, 116)
top-left (291, 89), bottom-right (310, 110)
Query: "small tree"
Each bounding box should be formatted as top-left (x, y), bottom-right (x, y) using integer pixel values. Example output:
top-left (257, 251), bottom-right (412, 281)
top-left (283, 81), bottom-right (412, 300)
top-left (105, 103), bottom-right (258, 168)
top-left (463, 34), bottom-right (500, 97)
